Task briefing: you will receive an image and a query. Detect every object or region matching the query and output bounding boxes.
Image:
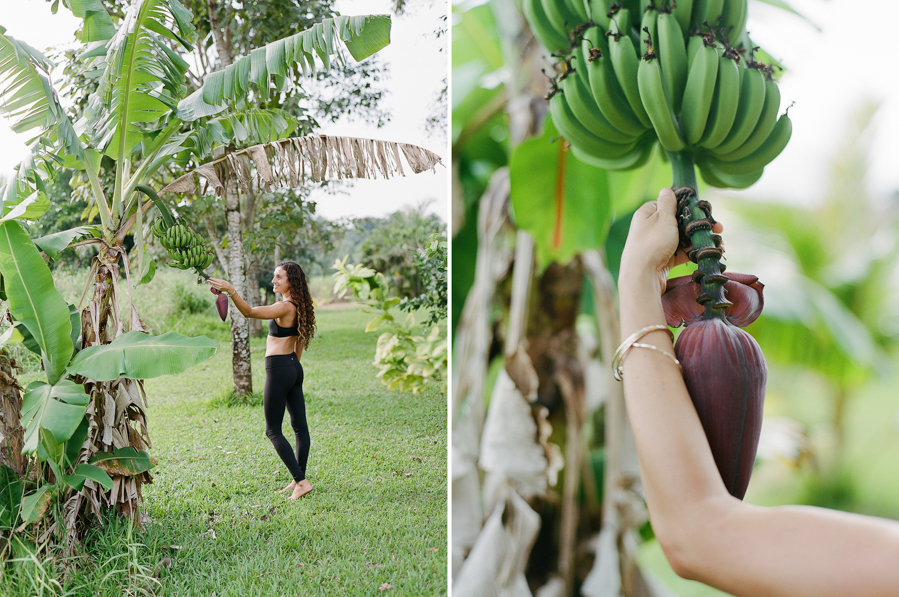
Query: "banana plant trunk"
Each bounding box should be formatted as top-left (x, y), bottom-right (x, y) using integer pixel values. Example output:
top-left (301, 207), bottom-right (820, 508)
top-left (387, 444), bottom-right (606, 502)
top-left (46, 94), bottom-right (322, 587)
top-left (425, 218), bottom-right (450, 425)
top-left (67, 246), bottom-right (153, 535)
top-left (0, 348), bottom-right (26, 476)
top-left (225, 182), bottom-right (253, 396)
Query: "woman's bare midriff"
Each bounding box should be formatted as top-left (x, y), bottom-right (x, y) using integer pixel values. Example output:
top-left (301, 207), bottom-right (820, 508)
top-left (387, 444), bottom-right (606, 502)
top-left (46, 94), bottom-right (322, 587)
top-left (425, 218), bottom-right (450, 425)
top-left (265, 335), bottom-right (299, 357)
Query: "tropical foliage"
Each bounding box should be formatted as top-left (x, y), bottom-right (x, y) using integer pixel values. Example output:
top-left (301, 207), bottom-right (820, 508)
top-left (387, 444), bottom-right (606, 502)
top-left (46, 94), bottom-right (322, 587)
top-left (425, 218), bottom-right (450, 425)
top-left (332, 257), bottom-right (447, 394)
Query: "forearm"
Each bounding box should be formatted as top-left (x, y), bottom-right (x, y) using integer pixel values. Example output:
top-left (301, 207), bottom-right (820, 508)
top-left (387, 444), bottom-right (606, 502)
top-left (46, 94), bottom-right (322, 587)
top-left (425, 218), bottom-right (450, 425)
top-left (226, 289), bottom-right (254, 318)
top-left (618, 274), bottom-right (899, 597)
top-left (617, 272), bottom-right (730, 554)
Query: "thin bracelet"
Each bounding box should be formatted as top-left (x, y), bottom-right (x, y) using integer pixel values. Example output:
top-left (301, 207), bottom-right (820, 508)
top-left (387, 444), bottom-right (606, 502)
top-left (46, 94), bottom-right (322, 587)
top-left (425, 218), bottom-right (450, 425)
top-left (612, 324), bottom-right (680, 381)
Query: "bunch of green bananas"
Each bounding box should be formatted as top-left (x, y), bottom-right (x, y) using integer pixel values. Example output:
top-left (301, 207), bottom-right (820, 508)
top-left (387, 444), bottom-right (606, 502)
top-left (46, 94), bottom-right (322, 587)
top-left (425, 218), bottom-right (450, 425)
top-left (152, 217), bottom-right (216, 272)
top-left (525, 0), bottom-right (791, 188)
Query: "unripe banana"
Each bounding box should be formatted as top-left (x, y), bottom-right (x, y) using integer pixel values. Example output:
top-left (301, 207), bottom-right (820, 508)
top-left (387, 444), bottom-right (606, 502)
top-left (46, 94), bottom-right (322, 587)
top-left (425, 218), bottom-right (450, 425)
top-left (707, 113), bottom-right (791, 175)
top-left (719, 0), bottom-right (748, 46)
top-left (714, 66), bottom-right (767, 155)
top-left (560, 63), bottom-right (640, 144)
top-left (607, 5), bottom-right (631, 36)
top-left (581, 29), bottom-right (646, 137)
top-left (714, 78), bottom-right (780, 162)
top-left (587, 0), bottom-right (612, 30)
top-left (572, 136), bottom-right (656, 170)
top-left (691, 0), bottom-right (725, 32)
top-left (640, 8), bottom-right (658, 58)
top-left (698, 159), bottom-right (764, 189)
top-left (698, 53), bottom-right (741, 149)
top-left (565, 0), bottom-right (589, 23)
top-left (686, 33), bottom-right (704, 68)
top-left (540, 0), bottom-right (581, 42)
top-left (680, 41), bottom-right (719, 145)
top-left (523, 0), bottom-right (569, 52)
top-left (549, 94), bottom-right (642, 159)
top-left (672, 0), bottom-right (694, 40)
top-left (607, 30), bottom-right (653, 128)
top-left (637, 53), bottom-right (686, 152)
top-left (657, 11), bottom-right (688, 113)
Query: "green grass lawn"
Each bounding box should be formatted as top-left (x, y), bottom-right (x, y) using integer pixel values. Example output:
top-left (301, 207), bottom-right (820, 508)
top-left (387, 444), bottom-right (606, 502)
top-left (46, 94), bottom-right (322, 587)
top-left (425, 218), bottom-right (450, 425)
top-left (27, 306), bottom-right (446, 597)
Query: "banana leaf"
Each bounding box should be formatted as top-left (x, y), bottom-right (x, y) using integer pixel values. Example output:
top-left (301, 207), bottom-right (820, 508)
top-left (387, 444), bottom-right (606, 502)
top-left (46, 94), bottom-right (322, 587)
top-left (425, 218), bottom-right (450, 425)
top-left (84, 0), bottom-right (196, 159)
top-left (20, 379), bottom-right (90, 454)
top-left (19, 484), bottom-right (52, 526)
top-left (33, 226), bottom-right (97, 259)
top-left (54, 0), bottom-right (117, 42)
top-left (177, 15), bottom-right (391, 121)
top-left (0, 220), bottom-right (73, 385)
top-left (66, 330), bottom-right (217, 381)
top-left (15, 304), bottom-right (81, 360)
top-left (89, 447), bottom-right (156, 476)
top-left (63, 464), bottom-right (114, 491)
top-left (0, 465), bottom-right (22, 529)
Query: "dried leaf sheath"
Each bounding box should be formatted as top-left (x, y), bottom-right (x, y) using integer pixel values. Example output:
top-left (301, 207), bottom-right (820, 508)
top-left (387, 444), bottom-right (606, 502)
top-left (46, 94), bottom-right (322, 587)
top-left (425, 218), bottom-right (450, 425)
top-left (160, 134), bottom-right (444, 195)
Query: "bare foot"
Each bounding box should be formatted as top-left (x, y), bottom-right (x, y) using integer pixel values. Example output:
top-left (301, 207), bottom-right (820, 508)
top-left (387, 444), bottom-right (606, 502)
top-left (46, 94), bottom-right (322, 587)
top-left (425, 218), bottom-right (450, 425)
top-left (276, 481), bottom-right (297, 494)
top-left (289, 479), bottom-right (312, 500)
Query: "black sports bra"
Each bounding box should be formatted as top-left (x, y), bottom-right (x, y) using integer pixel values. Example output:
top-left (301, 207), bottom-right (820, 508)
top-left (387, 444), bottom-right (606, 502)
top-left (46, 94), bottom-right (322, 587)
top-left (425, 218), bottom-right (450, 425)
top-left (268, 301), bottom-right (299, 338)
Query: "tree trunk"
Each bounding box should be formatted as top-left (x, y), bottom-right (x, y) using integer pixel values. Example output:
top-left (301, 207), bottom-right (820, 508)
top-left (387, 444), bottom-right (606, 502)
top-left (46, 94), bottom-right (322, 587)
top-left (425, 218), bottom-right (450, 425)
top-left (245, 256), bottom-right (263, 337)
top-left (204, 212), bottom-right (229, 279)
top-left (206, 0), bottom-right (233, 67)
top-left (67, 247), bottom-right (154, 542)
top-left (208, 9), bottom-right (252, 394)
top-left (242, 187), bottom-right (262, 336)
top-left (0, 349), bottom-right (26, 476)
top-left (225, 183), bottom-right (253, 396)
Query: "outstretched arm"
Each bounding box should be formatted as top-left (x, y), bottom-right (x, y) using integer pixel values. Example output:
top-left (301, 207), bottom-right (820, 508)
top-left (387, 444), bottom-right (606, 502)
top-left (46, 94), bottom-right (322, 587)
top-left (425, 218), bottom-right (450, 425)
top-left (618, 188), bottom-right (899, 597)
top-left (208, 277), bottom-right (292, 320)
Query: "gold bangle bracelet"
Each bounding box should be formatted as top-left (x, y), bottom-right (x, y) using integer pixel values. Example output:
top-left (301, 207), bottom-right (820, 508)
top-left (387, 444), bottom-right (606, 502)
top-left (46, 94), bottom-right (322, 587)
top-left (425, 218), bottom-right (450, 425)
top-left (612, 324), bottom-right (680, 381)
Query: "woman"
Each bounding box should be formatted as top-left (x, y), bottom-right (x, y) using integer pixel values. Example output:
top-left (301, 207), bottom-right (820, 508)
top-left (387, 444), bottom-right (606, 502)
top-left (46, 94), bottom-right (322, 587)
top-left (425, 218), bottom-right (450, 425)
top-left (209, 262), bottom-right (316, 500)
top-left (618, 188), bottom-right (899, 596)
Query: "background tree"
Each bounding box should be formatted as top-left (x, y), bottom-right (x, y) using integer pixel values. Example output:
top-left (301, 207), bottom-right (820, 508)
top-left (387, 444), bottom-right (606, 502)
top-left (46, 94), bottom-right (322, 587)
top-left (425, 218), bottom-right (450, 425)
top-left (170, 0), bottom-right (392, 392)
top-left (359, 204), bottom-right (444, 298)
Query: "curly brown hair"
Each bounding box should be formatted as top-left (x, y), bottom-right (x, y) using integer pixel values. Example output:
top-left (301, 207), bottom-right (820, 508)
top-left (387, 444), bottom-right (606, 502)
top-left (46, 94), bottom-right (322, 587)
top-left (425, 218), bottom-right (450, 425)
top-left (277, 261), bottom-right (316, 350)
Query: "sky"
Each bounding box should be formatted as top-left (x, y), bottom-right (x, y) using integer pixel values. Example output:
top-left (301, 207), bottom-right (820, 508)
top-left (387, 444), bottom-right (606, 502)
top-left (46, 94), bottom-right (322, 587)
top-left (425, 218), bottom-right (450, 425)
top-left (724, 0), bottom-right (899, 205)
top-left (0, 0), bottom-right (448, 221)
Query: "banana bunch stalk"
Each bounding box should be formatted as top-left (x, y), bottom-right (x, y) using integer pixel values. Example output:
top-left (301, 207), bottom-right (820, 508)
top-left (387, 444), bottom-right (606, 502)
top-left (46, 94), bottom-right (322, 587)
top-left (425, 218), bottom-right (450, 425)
top-left (136, 185), bottom-right (216, 278)
top-left (524, 0), bottom-right (787, 498)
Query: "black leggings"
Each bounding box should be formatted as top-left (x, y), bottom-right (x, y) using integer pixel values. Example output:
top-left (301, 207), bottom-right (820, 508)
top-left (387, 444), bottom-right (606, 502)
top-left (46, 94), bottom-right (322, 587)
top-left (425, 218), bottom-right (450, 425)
top-left (263, 353), bottom-right (309, 482)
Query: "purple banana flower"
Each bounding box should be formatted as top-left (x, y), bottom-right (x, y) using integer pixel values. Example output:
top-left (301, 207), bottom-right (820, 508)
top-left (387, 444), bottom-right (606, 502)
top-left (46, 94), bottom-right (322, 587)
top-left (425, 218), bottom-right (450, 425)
top-left (662, 273), bottom-right (767, 499)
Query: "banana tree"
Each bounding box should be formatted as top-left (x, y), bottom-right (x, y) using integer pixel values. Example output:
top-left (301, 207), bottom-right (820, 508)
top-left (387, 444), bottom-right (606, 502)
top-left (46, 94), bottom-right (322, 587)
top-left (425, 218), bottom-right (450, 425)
top-left (0, 1), bottom-right (392, 528)
top-left (0, 218), bottom-right (215, 540)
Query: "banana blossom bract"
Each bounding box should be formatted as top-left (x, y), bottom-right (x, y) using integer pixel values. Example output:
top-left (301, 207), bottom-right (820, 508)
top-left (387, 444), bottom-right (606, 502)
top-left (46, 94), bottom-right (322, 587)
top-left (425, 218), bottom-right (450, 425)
top-left (662, 273), bottom-right (767, 499)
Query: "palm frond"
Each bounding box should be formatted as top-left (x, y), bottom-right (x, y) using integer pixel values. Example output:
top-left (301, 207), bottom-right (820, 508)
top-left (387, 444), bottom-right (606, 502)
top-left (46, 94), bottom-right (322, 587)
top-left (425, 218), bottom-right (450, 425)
top-left (54, 0), bottom-right (117, 42)
top-left (145, 108), bottom-right (298, 174)
top-left (160, 134), bottom-right (442, 196)
top-left (83, 0), bottom-right (196, 160)
top-left (176, 15), bottom-right (391, 122)
top-left (0, 27), bottom-right (83, 158)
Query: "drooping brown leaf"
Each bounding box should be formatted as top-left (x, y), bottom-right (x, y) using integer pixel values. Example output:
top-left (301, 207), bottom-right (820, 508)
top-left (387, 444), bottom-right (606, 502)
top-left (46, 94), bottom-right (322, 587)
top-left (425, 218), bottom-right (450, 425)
top-left (161, 134), bottom-right (443, 196)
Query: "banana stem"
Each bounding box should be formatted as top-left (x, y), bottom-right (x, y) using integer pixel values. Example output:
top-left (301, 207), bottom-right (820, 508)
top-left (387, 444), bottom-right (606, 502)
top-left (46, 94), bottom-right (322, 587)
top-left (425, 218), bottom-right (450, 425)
top-left (668, 150), bottom-right (730, 318)
top-left (135, 185), bottom-right (176, 228)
